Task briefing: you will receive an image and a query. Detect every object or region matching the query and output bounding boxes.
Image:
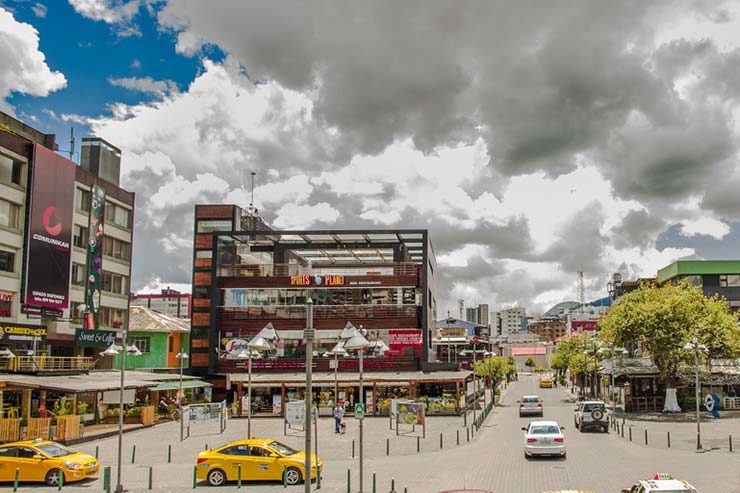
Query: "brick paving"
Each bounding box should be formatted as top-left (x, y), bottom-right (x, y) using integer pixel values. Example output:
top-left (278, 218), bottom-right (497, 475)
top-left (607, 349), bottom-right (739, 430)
top-left (19, 376), bottom-right (740, 492)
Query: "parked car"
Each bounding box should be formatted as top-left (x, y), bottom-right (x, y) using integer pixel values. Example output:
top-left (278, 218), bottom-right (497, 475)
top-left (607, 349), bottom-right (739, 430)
top-left (539, 378), bottom-right (554, 388)
top-left (518, 395), bottom-right (544, 417)
top-left (522, 420), bottom-right (566, 458)
top-left (195, 438), bottom-right (322, 486)
top-left (574, 400), bottom-right (608, 432)
top-left (621, 473), bottom-right (698, 492)
top-left (0, 439), bottom-right (99, 486)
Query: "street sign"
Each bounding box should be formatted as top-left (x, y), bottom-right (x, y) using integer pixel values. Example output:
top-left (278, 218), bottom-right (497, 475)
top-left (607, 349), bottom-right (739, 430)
top-left (355, 403), bottom-right (365, 420)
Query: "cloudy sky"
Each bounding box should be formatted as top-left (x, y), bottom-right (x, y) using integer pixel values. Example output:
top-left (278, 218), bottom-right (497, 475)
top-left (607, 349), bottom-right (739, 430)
top-left (3, 0), bottom-right (740, 316)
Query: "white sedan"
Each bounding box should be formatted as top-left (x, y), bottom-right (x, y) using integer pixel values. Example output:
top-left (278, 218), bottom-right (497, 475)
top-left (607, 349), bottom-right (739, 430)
top-left (522, 420), bottom-right (566, 459)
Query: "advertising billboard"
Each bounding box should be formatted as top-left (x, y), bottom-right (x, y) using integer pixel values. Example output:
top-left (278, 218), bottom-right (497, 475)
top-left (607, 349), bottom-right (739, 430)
top-left (85, 184), bottom-right (106, 328)
top-left (24, 144), bottom-right (76, 309)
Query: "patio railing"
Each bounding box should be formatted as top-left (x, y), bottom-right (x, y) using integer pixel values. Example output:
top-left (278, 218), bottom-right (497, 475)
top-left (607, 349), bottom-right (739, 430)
top-left (0, 356), bottom-right (95, 373)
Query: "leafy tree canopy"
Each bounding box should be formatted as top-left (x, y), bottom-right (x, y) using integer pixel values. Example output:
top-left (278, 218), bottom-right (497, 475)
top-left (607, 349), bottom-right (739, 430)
top-left (551, 333), bottom-right (598, 375)
top-left (598, 281), bottom-right (740, 382)
top-left (474, 355), bottom-right (513, 385)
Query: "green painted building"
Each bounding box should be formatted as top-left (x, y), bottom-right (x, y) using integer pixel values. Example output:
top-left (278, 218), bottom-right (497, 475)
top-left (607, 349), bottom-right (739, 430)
top-left (657, 260), bottom-right (740, 310)
top-left (115, 306), bottom-right (191, 370)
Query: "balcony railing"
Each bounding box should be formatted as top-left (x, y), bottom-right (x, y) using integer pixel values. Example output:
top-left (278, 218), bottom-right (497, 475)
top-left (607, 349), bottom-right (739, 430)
top-left (218, 262), bottom-right (418, 278)
top-left (0, 356), bottom-right (95, 373)
top-left (220, 304), bottom-right (420, 320)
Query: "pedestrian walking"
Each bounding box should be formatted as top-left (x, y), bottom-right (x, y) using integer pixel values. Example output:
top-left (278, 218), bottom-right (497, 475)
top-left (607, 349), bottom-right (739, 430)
top-left (333, 400), bottom-right (345, 433)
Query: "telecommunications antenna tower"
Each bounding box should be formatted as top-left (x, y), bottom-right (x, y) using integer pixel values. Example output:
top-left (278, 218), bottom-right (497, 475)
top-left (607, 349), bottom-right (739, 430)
top-left (246, 171), bottom-right (258, 216)
top-left (458, 299), bottom-right (464, 320)
top-left (577, 271), bottom-right (585, 315)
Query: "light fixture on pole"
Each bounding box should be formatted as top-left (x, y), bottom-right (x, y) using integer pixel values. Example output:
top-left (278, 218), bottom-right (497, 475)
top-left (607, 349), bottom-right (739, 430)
top-left (341, 322), bottom-right (369, 493)
top-left (683, 337), bottom-right (708, 451)
top-left (177, 350), bottom-right (189, 442)
top-left (304, 299), bottom-right (314, 493)
top-left (597, 345), bottom-right (628, 413)
top-left (326, 341), bottom-right (348, 405)
top-left (99, 336), bottom-right (141, 493)
top-left (246, 335), bottom-right (273, 439)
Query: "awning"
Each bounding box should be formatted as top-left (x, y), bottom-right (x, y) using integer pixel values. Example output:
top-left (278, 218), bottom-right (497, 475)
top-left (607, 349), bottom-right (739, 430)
top-left (433, 337), bottom-right (468, 345)
top-left (153, 380), bottom-right (212, 391)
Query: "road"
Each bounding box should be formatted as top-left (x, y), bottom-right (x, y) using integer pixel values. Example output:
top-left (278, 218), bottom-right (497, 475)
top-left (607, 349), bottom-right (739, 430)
top-left (21, 375), bottom-right (740, 492)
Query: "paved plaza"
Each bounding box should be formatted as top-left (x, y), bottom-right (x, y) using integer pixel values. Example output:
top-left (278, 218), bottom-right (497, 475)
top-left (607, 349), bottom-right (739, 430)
top-left (17, 375), bottom-right (740, 492)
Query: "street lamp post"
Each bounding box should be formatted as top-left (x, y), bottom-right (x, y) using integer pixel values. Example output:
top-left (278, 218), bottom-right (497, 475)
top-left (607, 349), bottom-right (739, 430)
top-left (100, 334), bottom-right (141, 493)
top-left (684, 337), bottom-right (707, 451)
top-left (304, 298), bottom-right (314, 493)
top-left (340, 322), bottom-right (369, 493)
top-left (177, 349), bottom-right (189, 442)
top-left (597, 345), bottom-right (628, 413)
top-left (327, 341), bottom-right (348, 406)
top-left (472, 339), bottom-right (477, 424)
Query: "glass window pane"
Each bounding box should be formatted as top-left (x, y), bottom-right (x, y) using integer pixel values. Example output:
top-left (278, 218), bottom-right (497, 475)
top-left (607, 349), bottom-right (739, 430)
top-left (0, 250), bottom-right (15, 272)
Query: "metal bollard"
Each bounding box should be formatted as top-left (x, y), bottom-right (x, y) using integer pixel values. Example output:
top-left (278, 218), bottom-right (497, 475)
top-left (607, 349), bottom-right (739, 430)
top-left (148, 466), bottom-right (153, 490)
top-left (284, 465), bottom-right (288, 488)
top-left (13, 468), bottom-right (18, 492)
top-left (352, 439), bottom-right (355, 458)
top-left (464, 411), bottom-right (467, 427)
top-left (644, 429), bottom-right (648, 445)
top-left (132, 444), bottom-right (136, 463)
top-left (417, 436), bottom-right (420, 452)
top-left (667, 431), bottom-right (671, 448)
top-left (95, 445), bottom-right (99, 459)
top-left (103, 466), bottom-right (111, 493)
top-left (620, 423), bottom-right (624, 438)
top-left (346, 469), bottom-right (351, 493)
top-left (168, 444), bottom-right (172, 463)
top-left (440, 433), bottom-right (443, 449)
top-left (730, 435), bottom-right (733, 452)
top-left (629, 426), bottom-right (632, 442)
top-left (372, 471), bottom-right (377, 493)
top-left (237, 464), bottom-right (242, 488)
top-left (317, 463), bottom-right (321, 490)
top-left (466, 427), bottom-right (470, 442)
top-left (58, 470), bottom-right (64, 491)
top-left (391, 477), bottom-right (396, 493)
top-left (457, 429), bottom-right (460, 445)
top-left (404, 487), bottom-right (408, 493)
top-left (193, 465), bottom-right (197, 489)
top-left (205, 443), bottom-right (208, 450)
top-left (387, 438), bottom-right (390, 456)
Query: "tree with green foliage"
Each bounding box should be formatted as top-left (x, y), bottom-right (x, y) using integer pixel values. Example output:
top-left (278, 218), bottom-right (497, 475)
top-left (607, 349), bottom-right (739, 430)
top-left (599, 280), bottom-right (740, 411)
top-left (551, 333), bottom-right (599, 393)
top-left (474, 355), bottom-right (514, 400)
top-left (524, 357), bottom-right (535, 370)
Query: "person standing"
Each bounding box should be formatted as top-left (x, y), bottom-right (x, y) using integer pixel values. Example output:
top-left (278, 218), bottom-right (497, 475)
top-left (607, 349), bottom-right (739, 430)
top-left (333, 401), bottom-right (345, 433)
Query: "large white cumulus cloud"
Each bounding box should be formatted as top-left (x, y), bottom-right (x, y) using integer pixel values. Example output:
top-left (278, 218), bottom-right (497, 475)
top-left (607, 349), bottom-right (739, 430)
top-left (74, 0), bottom-right (740, 314)
top-left (0, 8), bottom-right (66, 113)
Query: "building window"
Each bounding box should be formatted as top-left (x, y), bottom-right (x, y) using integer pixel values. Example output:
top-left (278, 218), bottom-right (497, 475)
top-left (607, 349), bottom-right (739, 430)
top-left (73, 225), bottom-right (89, 249)
top-left (105, 202), bottom-right (131, 228)
top-left (197, 220), bottom-right (232, 233)
top-left (71, 263), bottom-right (85, 286)
top-left (0, 154), bottom-right (23, 187)
top-left (168, 336), bottom-right (174, 352)
top-left (130, 336), bottom-right (150, 353)
top-left (103, 237), bottom-right (131, 261)
top-left (75, 188), bottom-right (91, 211)
top-left (0, 250), bottom-right (14, 273)
top-left (720, 275), bottom-right (740, 287)
top-left (195, 250), bottom-right (213, 259)
top-left (0, 200), bottom-right (21, 230)
top-left (99, 307), bottom-right (125, 328)
top-left (101, 271), bottom-right (128, 295)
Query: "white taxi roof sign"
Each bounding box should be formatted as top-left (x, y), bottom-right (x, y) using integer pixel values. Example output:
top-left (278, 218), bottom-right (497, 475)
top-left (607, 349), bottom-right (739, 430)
top-left (653, 473), bottom-right (673, 480)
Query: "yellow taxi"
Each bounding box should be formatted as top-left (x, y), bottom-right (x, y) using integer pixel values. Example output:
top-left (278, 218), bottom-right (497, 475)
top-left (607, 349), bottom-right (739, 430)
top-left (196, 438), bottom-right (322, 486)
top-left (0, 439), bottom-right (99, 486)
top-left (539, 377), bottom-right (554, 388)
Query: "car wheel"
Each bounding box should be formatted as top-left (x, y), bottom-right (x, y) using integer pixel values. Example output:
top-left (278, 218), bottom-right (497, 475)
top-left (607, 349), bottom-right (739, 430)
top-left (285, 467), bottom-right (302, 485)
top-left (562, 452), bottom-right (567, 459)
top-left (45, 469), bottom-right (64, 487)
top-left (207, 468), bottom-right (227, 487)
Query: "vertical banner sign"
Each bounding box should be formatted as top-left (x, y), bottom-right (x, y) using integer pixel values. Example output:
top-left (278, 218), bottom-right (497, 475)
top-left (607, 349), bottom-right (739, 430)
top-left (24, 144), bottom-right (76, 309)
top-left (85, 184), bottom-right (106, 329)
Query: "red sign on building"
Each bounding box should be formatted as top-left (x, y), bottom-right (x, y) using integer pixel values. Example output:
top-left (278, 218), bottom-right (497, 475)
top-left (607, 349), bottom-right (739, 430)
top-left (388, 330), bottom-right (423, 350)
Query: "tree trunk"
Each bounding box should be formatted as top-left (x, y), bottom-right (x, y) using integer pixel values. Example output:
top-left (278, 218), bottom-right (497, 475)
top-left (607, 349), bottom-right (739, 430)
top-left (663, 376), bottom-right (681, 412)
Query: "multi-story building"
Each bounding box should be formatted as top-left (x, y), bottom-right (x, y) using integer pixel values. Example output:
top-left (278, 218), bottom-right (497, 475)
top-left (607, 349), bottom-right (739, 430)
top-left (190, 204), bottom-right (471, 416)
top-left (131, 288), bottom-right (191, 319)
top-left (464, 303), bottom-right (489, 328)
top-left (494, 307), bottom-right (526, 337)
top-left (0, 112), bottom-right (134, 364)
top-left (657, 260), bottom-right (740, 310)
top-left (527, 319), bottom-right (567, 342)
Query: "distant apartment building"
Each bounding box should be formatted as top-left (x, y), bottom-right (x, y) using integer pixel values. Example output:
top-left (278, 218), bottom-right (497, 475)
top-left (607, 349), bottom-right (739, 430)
top-left (0, 112), bottom-right (134, 360)
top-left (566, 305), bottom-right (609, 333)
top-left (131, 288), bottom-right (191, 319)
top-left (527, 319), bottom-right (567, 342)
top-left (465, 303), bottom-right (489, 327)
top-left (493, 307), bottom-right (526, 337)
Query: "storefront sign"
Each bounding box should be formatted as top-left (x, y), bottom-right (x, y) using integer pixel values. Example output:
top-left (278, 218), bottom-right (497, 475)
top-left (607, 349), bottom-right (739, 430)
top-left (0, 293), bottom-right (12, 317)
top-left (290, 274), bottom-right (345, 286)
top-left (0, 323), bottom-right (47, 343)
top-left (388, 329), bottom-right (423, 350)
top-left (24, 144), bottom-right (76, 309)
top-left (75, 328), bottom-right (116, 347)
top-left (272, 395), bottom-right (282, 415)
top-left (242, 359), bottom-right (317, 370)
top-left (187, 402), bottom-right (225, 423)
top-left (285, 400), bottom-right (305, 427)
top-left (438, 327), bottom-right (467, 337)
top-left (85, 184), bottom-right (106, 329)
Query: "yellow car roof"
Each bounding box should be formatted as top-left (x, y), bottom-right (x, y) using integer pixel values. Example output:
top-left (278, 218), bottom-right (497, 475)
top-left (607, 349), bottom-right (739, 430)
top-left (216, 438), bottom-right (278, 447)
top-left (2, 439), bottom-right (55, 447)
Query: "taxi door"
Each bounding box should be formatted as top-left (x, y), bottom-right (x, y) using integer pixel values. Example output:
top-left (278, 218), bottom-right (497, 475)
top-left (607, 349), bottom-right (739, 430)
top-left (0, 446), bottom-right (19, 482)
top-left (219, 445), bottom-right (252, 482)
top-left (14, 446), bottom-right (47, 482)
top-left (249, 446), bottom-right (280, 481)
